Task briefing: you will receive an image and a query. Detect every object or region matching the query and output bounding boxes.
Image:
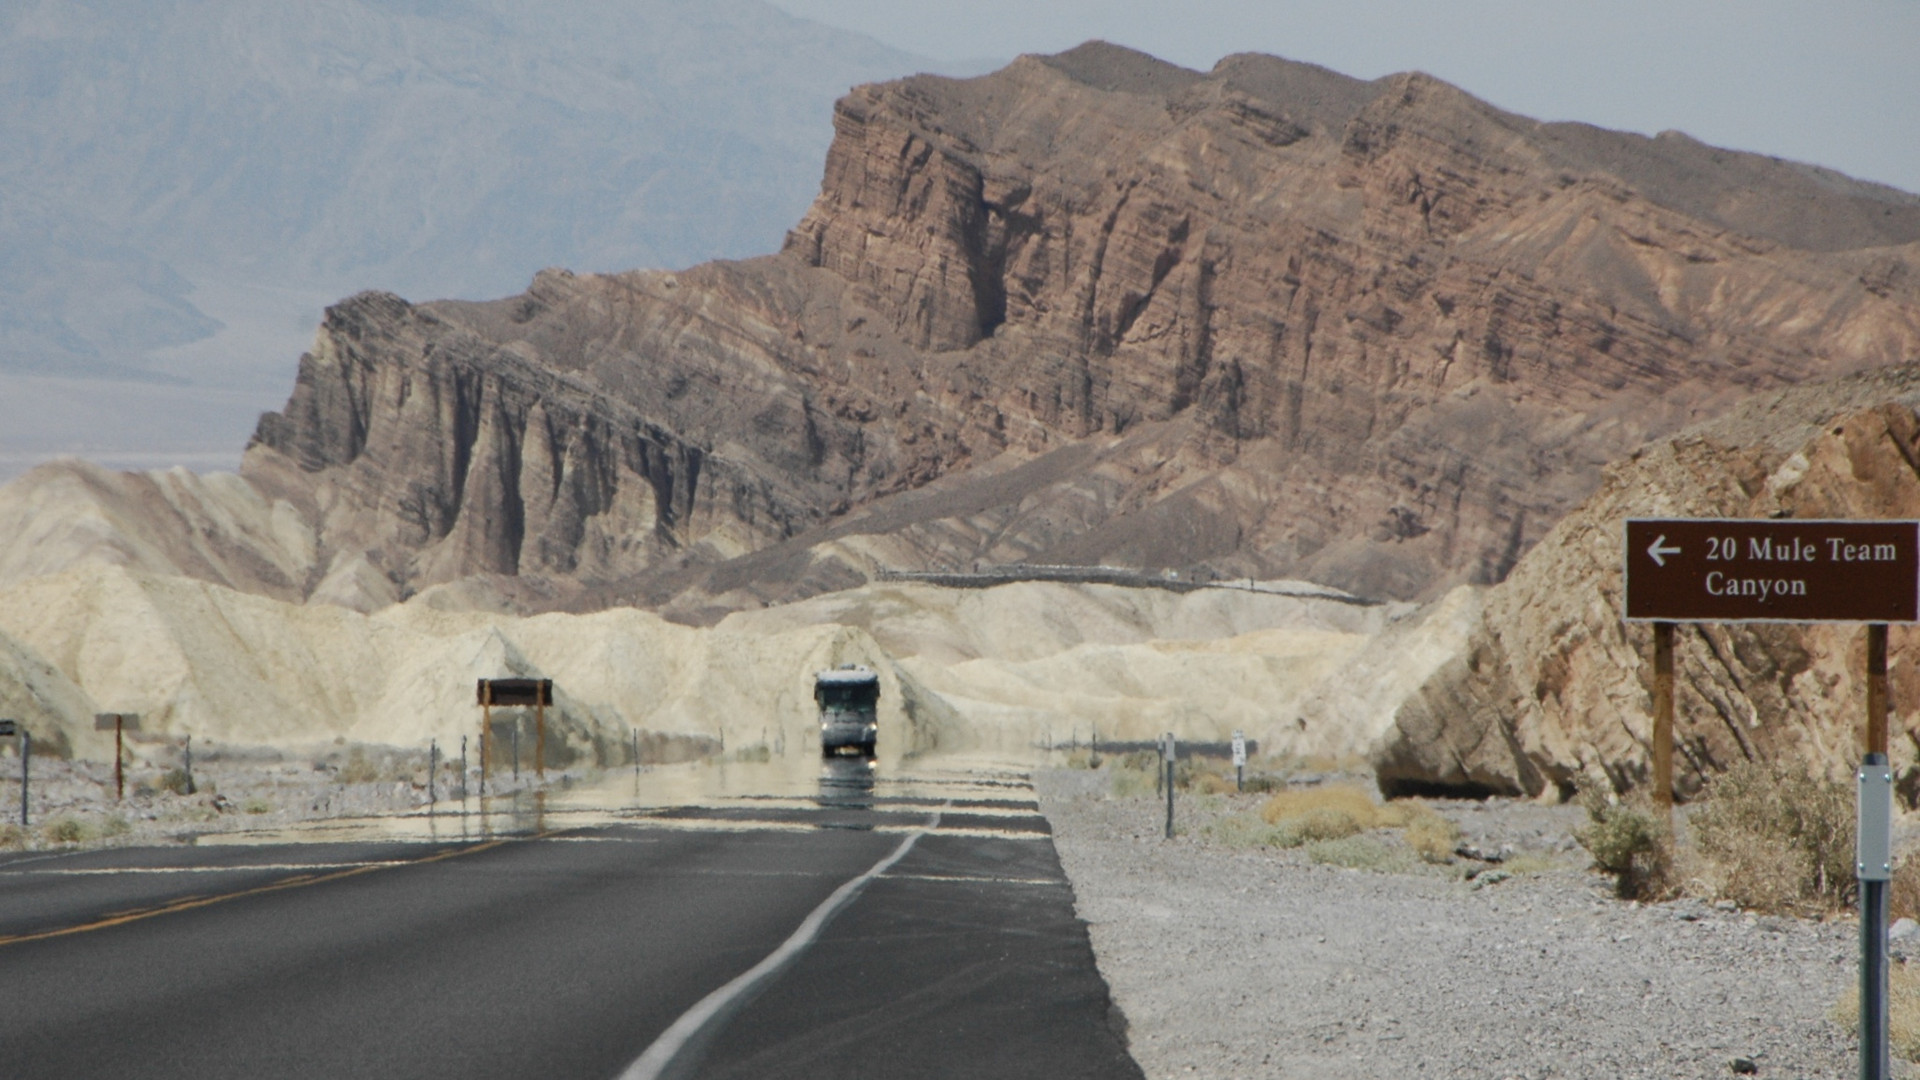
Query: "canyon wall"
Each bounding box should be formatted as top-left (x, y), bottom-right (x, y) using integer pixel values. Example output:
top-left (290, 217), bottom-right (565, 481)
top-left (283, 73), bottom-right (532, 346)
top-left (202, 42), bottom-right (1920, 613)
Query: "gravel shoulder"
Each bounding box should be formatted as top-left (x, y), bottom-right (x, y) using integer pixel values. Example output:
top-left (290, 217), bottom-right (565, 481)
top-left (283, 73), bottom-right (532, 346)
top-left (1038, 769), bottom-right (1866, 1080)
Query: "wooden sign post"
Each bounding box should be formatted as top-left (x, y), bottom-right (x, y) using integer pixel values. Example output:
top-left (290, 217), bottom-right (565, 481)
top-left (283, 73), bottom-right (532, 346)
top-left (93, 713), bottom-right (141, 801)
top-left (1625, 517), bottom-right (1919, 1080)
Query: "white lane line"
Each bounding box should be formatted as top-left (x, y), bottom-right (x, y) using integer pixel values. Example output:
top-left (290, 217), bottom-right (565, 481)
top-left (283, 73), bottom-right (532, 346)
top-left (616, 805), bottom-right (947, 1080)
top-left (875, 864), bottom-right (1059, 883)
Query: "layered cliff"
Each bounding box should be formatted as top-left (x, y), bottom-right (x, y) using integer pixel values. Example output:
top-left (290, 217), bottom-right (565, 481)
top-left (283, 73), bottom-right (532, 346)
top-left (23, 41), bottom-right (1920, 616)
top-left (1357, 363), bottom-right (1920, 799)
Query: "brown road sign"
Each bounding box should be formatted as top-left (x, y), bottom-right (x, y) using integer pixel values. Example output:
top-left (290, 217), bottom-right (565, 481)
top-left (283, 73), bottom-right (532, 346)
top-left (1624, 518), bottom-right (1919, 623)
top-left (93, 713), bottom-right (141, 731)
top-left (477, 678), bottom-right (553, 706)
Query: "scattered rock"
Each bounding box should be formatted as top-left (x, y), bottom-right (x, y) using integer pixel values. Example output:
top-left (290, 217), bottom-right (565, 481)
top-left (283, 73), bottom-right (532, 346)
top-left (1470, 869), bottom-right (1512, 889)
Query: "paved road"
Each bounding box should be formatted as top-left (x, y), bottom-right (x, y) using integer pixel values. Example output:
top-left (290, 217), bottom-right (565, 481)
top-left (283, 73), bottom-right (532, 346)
top-left (0, 779), bottom-right (1141, 1080)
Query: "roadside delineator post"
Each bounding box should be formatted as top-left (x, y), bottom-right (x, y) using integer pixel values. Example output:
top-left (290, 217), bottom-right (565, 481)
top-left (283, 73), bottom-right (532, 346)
top-left (1232, 729), bottom-right (1247, 793)
top-left (428, 739), bottom-right (438, 808)
top-left (183, 734), bottom-right (196, 795)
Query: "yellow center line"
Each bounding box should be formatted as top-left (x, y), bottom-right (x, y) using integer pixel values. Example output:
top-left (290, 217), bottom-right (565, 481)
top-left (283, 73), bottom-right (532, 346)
top-left (1, 861), bottom-right (421, 876)
top-left (0, 836), bottom-right (531, 949)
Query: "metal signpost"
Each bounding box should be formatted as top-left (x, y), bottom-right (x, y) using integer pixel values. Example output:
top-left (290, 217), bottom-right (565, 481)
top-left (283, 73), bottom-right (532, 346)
top-left (1232, 730), bottom-right (1247, 792)
top-left (94, 713), bottom-right (140, 801)
top-left (1625, 517), bottom-right (1919, 1080)
top-left (1162, 732), bottom-right (1176, 840)
top-left (477, 679), bottom-right (555, 789)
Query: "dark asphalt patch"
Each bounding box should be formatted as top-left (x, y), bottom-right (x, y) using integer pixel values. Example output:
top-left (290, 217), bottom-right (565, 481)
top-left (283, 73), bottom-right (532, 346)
top-left (681, 833), bottom-right (1141, 1080)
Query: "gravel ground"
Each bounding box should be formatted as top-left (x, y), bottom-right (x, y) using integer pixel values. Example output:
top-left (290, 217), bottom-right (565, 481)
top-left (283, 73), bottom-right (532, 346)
top-left (1038, 769), bottom-right (1868, 1080)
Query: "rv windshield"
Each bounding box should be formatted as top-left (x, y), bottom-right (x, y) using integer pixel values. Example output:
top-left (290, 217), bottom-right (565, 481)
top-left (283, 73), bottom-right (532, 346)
top-left (817, 684), bottom-right (878, 710)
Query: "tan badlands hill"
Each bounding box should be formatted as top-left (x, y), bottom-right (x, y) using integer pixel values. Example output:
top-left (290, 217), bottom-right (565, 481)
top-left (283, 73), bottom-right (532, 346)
top-left (4, 41), bottom-right (1915, 621)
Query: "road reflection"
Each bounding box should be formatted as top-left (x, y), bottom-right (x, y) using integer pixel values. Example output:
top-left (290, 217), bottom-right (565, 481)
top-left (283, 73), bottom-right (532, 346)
top-left (816, 756), bottom-right (877, 811)
top-left (196, 749), bottom-right (1041, 846)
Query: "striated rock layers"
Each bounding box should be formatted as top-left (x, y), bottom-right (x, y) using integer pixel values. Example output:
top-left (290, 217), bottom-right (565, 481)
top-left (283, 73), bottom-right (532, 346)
top-left (1361, 363), bottom-right (1920, 800)
top-left (27, 42), bottom-right (1920, 616)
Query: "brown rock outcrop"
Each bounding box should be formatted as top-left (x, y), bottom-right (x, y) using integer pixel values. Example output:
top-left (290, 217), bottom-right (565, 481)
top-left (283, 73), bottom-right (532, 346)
top-left (1371, 363), bottom-right (1920, 799)
top-left (22, 42), bottom-right (1918, 614)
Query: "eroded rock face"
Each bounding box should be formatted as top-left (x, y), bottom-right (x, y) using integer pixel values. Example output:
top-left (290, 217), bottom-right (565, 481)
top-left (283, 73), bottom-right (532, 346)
top-left (1370, 365), bottom-right (1920, 799)
top-left (180, 43), bottom-right (1920, 609)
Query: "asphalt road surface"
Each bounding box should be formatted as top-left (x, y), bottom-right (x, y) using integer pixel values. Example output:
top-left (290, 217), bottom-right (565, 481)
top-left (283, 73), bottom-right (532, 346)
top-left (0, 770), bottom-right (1142, 1080)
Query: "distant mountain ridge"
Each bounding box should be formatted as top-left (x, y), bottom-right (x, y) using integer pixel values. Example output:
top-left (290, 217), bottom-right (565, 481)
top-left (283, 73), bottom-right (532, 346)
top-left (4, 41), bottom-right (1918, 621)
top-left (0, 0), bottom-right (950, 374)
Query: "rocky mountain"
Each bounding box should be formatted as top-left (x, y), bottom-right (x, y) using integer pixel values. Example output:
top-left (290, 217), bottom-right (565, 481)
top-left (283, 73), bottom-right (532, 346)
top-left (9, 41), bottom-right (1920, 621)
top-left (1341, 362), bottom-right (1920, 800)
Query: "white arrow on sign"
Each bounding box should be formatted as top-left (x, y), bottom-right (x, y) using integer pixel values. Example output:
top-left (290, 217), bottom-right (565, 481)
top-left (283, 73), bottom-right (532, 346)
top-left (1647, 535), bottom-right (1682, 567)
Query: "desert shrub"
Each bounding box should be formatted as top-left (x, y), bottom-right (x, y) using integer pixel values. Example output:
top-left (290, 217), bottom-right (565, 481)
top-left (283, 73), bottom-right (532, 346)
top-left (1690, 759), bottom-right (1853, 913)
top-left (1306, 835), bottom-right (1417, 873)
top-left (1189, 770), bottom-right (1234, 795)
top-left (1499, 853), bottom-right (1563, 876)
top-left (1575, 787), bottom-right (1675, 900)
top-left (1892, 859), bottom-right (1920, 923)
top-left (1834, 965), bottom-right (1920, 1062)
top-left (155, 767), bottom-right (194, 795)
top-left (1277, 806), bottom-right (1365, 846)
top-left (1240, 774), bottom-right (1283, 794)
top-left (1109, 764), bottom-right (1158, 799)
top-left (0, 823), bottom-right (25, 849)
top-left (98, 814), bottom-right (131, 838)
top-left (1403, 807), bottom-right (1462, 864)
top-left (1257, 785), bottom-right (1457, 852)
top-left (42, 817), bottom-right (87, 844)
top-left (243, 798), bottom-right (273, 815)
top-left (1260, 784), bottom-right (1383, 826)
top-left (339, 747), bottom-right (382, 782)
top-left (1204, 813), bottom-right (1294, 848)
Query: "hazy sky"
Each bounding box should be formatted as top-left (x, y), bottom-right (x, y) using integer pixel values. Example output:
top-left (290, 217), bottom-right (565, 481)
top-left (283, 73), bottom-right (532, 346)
top-left (768, 0), bottom-right (1920, 196)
